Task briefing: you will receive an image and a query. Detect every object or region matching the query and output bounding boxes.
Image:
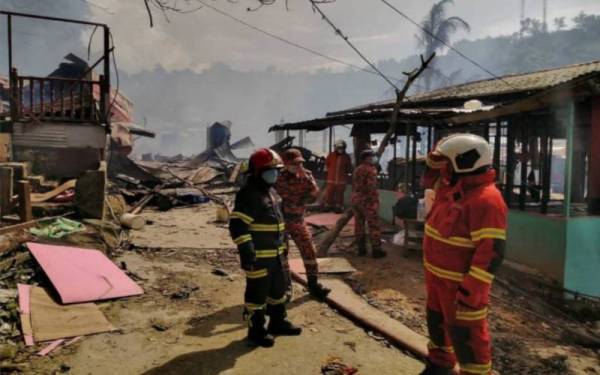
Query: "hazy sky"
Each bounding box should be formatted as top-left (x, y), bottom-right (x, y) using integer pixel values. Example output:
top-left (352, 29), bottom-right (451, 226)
top-left (81, 0), bottom-right (600, 74)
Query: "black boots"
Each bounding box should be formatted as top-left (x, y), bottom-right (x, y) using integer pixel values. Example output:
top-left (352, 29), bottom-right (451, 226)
top-left (419, 361), bottom-right (453, 375)
top-left (247, 310), bottom-right (274, 348)
top-left (372, 246), bottom-right (387, 258)
top-left (357, 238), bottom-right (367, 256)
top-left (307, 275), bottom-right (331, 300)
top-left (357, 238), bottom-right (386, 258)
top-left (267, 304), bottom-right (302, 336)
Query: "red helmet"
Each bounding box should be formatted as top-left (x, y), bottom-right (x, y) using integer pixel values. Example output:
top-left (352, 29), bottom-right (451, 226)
top-left (249, 148), bottom-right (283, 175)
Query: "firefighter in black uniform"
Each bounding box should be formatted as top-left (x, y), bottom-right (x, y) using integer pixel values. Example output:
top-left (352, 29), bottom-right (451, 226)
top-left (229, 148), bottom-right (302, 347)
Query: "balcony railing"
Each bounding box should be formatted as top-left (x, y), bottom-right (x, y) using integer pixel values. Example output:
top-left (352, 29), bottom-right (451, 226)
top-left (8, 68), bottom-right (108, 124)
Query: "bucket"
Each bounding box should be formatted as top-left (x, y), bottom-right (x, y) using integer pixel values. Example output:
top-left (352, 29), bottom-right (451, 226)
top-left (216, 206), bottom-right (229, 223)
top-left (120, 213), bottom-right (145, 230)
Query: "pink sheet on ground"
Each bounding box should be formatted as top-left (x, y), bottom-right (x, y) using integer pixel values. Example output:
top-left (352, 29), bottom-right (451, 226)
top-left (305, 213), bottom-right (355, 229)
top-left (26, 242), bottom-right (144, 304)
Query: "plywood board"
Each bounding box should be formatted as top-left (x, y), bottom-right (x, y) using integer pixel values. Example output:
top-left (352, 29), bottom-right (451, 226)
top-left (289, 257), bottom-right (356, 274)
top-left (305, 213), bottom-right (355, 229)
top-left (27, 242), bottom-right (143, 304)
top-left (30, 286), bottom-right (114, 342)
top-left (0, 133), bottom-right (10, 162)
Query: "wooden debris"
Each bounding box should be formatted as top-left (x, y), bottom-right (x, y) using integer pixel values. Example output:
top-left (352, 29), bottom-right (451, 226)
top-left (0, 168), bottom-right (13, 217)
top-left (31, 179), bottom-right (76, 203)
top-left (17, 181), bottom-right (32, 223)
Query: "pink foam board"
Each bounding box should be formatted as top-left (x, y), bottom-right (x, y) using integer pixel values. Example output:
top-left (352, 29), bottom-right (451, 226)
top-left (26, 242), bottom-right (144, 304)
top-left (37, 339), bottom-right (65, 356)
top-left (305, 213), bottom-right (355, 229)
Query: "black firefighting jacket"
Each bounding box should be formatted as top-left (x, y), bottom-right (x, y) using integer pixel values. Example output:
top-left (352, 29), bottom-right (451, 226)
top-left (229, 176), bottom-right (286, 269)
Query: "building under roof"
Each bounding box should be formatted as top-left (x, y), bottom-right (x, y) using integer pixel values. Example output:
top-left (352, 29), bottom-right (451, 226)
top-left (270, 59), bottom-right (600, 298)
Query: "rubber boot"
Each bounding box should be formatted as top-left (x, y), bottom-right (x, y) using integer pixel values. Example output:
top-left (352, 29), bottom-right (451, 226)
top-left (267, 304), bottom-right (302, 336)
top-left (307, 275), bottom-right (331, 300)
top-left (357, 238), bottom-right (367, 256)
top-left (247, 310), bottom-right (274, 348)
top-left (372, 244), bottom-right (387, 258)
top-left (419, 361), bottom-right (453, 375)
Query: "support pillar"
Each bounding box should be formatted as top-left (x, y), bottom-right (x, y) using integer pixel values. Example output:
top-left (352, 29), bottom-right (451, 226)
top-left (564, 102), bottom-right (575, 217)
top-left (588, 97), bottom-right (600, 214)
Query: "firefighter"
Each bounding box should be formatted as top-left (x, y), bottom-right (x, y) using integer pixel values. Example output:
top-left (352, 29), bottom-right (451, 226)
top-left (351, 149), bottom-right (386, 258)
top-left (324, 140), bottom-right (352, 212)
top-left (420, 134), bottom-right (507, 375)
top-left (275, 148), bottom-right (331, 300)
top-left (229, 148), bottom-right (302, 348)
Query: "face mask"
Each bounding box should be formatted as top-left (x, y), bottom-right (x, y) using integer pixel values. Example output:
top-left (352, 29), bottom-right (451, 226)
top-left (370, 156), bottom-right (379, 165)
top-left (261, 169), bottom-right (279, 185)
top-left (336, 148), bottom-right (343, 154)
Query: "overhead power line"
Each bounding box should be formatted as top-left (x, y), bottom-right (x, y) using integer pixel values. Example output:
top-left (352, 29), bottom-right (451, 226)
top-left (308, 0), bottom-right (399, 91)
top-left (378, 0), bottom-right (519, 91)
top-left (194, 0), bottom-right (407, 84)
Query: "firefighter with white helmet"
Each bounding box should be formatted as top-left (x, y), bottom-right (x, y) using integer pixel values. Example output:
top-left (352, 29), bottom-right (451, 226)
top-left (229, 148), bottom-right (302, 347)
top-left (420, 134), bottom-right (507, 375)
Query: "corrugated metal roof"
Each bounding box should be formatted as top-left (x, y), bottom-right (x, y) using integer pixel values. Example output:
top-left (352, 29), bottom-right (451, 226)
top-left (331, 59), bottom-right (600, 116)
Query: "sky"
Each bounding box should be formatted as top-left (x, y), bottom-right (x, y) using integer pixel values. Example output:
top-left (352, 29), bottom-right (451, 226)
top-left (79, 0), bottom-right (600, 74)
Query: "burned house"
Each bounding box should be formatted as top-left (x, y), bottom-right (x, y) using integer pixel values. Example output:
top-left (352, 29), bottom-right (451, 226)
top-left (271, 59), bottom-right (600, 297)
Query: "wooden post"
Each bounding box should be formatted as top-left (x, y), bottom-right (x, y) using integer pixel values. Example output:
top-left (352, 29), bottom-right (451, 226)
top-left (17, 180), bottom-right (32, 222)
top-left (0, 168), bottom-right (13, 217)
top-left (504, 119), bottom-right (516, 207)
top-left (519, 118), bottom-right (528, 210)
top-left (564, 102), bottom-right (575, 218)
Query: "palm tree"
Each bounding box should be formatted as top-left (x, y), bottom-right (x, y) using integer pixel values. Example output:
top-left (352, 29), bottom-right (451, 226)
top-left (416, 0), bottom-right (470, 90)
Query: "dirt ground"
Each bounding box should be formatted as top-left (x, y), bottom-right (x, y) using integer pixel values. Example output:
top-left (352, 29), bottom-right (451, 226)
top-left (332, 235), bottom-right (600, 375)
top-left (16, 199), bottom-right (600, 375)
top-left (23, 204), bottom-right (424, 375)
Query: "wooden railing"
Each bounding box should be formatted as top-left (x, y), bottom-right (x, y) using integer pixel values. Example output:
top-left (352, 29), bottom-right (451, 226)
top-left (8, 68), bottom-right (107, 124)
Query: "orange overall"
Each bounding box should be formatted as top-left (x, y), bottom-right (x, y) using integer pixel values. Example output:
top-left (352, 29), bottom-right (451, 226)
top-left (423, 168), bottom-right (507, 375)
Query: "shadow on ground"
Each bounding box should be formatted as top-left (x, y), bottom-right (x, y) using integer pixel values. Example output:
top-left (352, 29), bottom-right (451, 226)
top-left (141, 338), bottom-right (253, 375)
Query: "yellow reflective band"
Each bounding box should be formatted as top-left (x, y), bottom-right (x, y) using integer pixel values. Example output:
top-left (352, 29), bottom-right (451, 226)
top-left (460, 362), bottom-right (492, 374)
top-left (427, 341), bottom-right (454, 353)
top-left (470, 227), bottom-right (506, 241)
top-left (245, 269), bottom-right (268, 279)
top-left (425, 224), bottom-right (475, 249)
top-left (255, 247), bottom-right (286, 258)
top-left (456, 307), bottom-right (488, 321)
top-left (424, 260), bottom-right (464, 282)
top-left (266, 296), bottom-right (287, 305)
top-left (233, 234), bottom-right (252, 245)
top-left (230, 211), bottom-right (254, 225)
top-left (249, 223), bottom-right (285, 232)
top-left (469, 266), bottom-right (494, 284)
top-left (245, 303), bottom-right (266, 311)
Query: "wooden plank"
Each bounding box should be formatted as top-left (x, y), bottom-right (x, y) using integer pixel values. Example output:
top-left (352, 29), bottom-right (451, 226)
top-left (288, 257), bottom-right (356, 274)
top-left (17, 180), bottom-right (32, 222)
top-left (31, 179), bottom-right (76, 203)
top-left (228, 162), bottom-right (242, 184)
top-left (289, 266), bottom-right (430, 361)
top-left (0, 133), bottom-right (10, 162)
top-left (0, 167), bottom-right (13, 216)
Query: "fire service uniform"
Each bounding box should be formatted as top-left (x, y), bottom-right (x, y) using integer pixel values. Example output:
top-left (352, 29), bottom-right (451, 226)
top-left (229, 148), bottom-right (302, 348)
top-left (275, 148), bottom-right (331, 299)
top-left (351, 149), bottom-right (386, 258)
top-left (421, 134), bottom-right (507, 375)
top-left (324, 140), bottom-right (352, 212)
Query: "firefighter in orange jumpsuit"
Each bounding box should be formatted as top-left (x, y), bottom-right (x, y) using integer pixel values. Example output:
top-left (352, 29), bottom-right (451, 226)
top-left (351, 149), bottom-right (386, 258)
top-left (420, 134), bottom-right (507, 375)
top-left (324, 140), bottom-right (352, 212)
top-left (275, 148), bottom-right (331, 300)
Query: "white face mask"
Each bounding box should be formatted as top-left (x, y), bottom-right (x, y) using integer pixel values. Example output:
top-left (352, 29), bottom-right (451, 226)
top-left (370, 156), bottom-right (379, 165)
top-left (261, 169), bottom-right (279, 185)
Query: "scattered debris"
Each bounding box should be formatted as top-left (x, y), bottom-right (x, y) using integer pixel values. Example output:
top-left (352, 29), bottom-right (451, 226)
top-left (321, 356), bottom-right (358, 375)
top-left (170, 285), bottom-right (199, 300)
top-left (150, 318), bottom-right (172, 332)
top-left (211, 267), bottom-right (229, 277)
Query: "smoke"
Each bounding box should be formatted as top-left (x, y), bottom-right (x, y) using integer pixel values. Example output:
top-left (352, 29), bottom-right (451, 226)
top-left (0, 0), bottom-right (91, 76)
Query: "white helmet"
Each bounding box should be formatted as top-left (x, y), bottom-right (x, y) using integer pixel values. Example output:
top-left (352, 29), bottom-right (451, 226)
top-left (435, 133), bottom-right (492, 173)
top-left (334, 139), bottom-right (347, 149)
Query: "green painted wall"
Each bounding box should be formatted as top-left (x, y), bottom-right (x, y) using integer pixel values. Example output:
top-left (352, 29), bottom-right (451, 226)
top-left (564, 217), bottom-right (600, 296)
top-left (506, 211), bottom-right (567, 283)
